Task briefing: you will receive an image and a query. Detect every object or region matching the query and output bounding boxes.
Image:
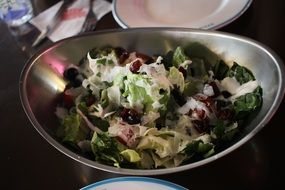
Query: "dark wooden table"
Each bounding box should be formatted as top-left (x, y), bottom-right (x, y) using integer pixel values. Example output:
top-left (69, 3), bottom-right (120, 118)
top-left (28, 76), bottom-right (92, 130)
top-left (1, 1), bottom-right (284, 189)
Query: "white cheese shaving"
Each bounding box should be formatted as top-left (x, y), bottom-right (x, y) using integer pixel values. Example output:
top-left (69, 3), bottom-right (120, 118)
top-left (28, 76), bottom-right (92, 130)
top-left (230, 80), bottom-right (259, 101)
top-left (203, 84), bottom-right (214, 96)
top-left (219, 77), bottom-right (259, 101)
top-left (220, 77), bottom-right (240, 94)
top-left (177, 97), bottom-right (210, 117)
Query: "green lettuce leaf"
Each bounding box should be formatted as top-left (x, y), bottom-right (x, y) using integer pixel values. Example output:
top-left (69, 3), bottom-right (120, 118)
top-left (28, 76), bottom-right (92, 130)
top-left (184, 42), bottom-right (220, 68)
top-left (91, 132), bottom-right (123, 167)
top-left (211, 120), bottom-right (239, 142)
top-left (123, 73), bottom-right (169, 112)
top-left (233, 86), bottom-right (263, 118)
top-left (168, 66), bottom-right (185, 92)
top-left (123, 73), bottom-right (153, 110)
top-left (56, 112), bottom-right (89, 145)
top-left (213, 59), bottom-right (229, 80)
top-left (189, 58), bottom-right (208, 78)
top-left (183, 140), bottom-right (214, 158)
top-left (226, 62), bottom-right (255, 84)
top-left (184, 42), bottom-right (229, 80)
top-left (172, 46), bottom-right (189, 68)
top-left (183, 79), bottom-right (203, 96)
top-left (120, 149), bottom-right (141, 163)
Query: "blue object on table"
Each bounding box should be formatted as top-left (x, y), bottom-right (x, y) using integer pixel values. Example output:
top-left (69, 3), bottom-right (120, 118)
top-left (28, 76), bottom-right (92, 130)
top-left (0, 0), bottom-right (33, 27)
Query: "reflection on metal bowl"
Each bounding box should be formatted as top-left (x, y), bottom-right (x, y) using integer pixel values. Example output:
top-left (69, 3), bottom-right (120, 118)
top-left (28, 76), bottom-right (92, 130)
top-left (19, 28), bottom-right (285, 175)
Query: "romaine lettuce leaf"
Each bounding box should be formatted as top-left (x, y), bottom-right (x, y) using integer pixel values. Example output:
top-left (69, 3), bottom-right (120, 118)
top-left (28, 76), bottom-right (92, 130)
top-left (183, 139), bottom-right (214, 158)
top-left (226, 62), bottom-right (255, 84)
top-left (211, 120), bottom-right (239, 142)
top-left (184, 42), bottom-right (229, 80)
top-left (184, 42), bottom-right (220, 68)
top-left (120, 149), bottom-right (141, 163)
top-left (172, 46), bottom-right (190, 68)
top-left (56, 112), bottom-right (89, 145)
top-left (123, 73), bottom-right (153, 111)
top-left (137, 135), bottom-right (173, 158)
top-left (188, 58), bottom-right (208, 78)
top-left (168, 66), bottom-right (185, 92)
top-left (91, 132), bottom-right (123, 167)
top-left (233, 86), bottom-right (262, 118)
top-left (123, 73), bottom-right (170, 112)
top-left (88, 115), bottom-right (109, 132)
top-left (213, 59), bottom-right (229, 80)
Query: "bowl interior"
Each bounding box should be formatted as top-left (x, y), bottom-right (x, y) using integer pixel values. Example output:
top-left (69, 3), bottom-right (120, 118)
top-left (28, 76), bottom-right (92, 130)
top-left (20, 28), bottom-right (285, 175)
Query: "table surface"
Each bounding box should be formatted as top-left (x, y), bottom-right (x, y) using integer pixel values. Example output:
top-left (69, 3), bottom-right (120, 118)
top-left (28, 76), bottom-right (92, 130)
top-left (1, 1), bottom-right (285, 189)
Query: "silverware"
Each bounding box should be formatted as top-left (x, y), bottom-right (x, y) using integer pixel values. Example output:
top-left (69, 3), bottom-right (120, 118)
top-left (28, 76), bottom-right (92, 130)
top-left (80, 0), bottom-right (97, 33)
top-left (32, 0), bottom-right (74, 47)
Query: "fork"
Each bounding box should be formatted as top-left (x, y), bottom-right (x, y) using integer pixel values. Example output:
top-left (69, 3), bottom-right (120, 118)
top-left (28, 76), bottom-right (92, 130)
top-left (80, 0), bottom-right (97, 33)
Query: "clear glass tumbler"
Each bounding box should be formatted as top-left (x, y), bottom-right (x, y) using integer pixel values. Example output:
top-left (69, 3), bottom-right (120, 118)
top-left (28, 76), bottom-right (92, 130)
top-left (0, 0), bottom-right (33, 27)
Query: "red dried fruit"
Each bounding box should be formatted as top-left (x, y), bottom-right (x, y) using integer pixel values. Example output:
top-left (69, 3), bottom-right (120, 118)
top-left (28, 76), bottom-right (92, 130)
top-left (130, 60), bottom-right (142, 74)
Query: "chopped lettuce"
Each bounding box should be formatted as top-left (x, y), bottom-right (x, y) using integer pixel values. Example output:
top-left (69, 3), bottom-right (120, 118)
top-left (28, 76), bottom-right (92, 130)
top-left (211, 120), bottom-right (239, 142)
top-left (226, 62), bottom-right (255, 84)
top-left (172, 46), bottom-right (190, 68)
top-left (56, 112), bottom-right (89, 146)
top-left (123, 73), bottom-right (154, 111)
top-left (233, 86), bottom-right (263, 118)
top-left (213, 60), bottom-right (229, 80)
top-left (183, 139), bottom-right (215, 159)
top-left (168, 66), bottom-right (185, 92)
top-left (184, 42), bottom-right (220, 68)
top-left (120, 149), bottom-right (141, 163)
top-left (56, 44), bottom-right (263, 170)
top-left (188, 58), bottom-right (208, 78)
top-left (91, 132), bottom-right (123, 167)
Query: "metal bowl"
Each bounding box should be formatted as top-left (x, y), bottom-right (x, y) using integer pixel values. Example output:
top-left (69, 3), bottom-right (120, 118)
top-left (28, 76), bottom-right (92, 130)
top-left (19, 28), bottom-right (285, 175)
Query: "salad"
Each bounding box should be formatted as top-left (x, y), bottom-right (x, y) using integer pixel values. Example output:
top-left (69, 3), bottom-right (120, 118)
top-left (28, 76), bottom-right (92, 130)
top-left (55, 43), bottom-right (262, 169)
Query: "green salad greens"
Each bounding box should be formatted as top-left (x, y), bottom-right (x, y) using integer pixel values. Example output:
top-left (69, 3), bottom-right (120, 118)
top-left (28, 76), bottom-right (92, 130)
top-left (55, 43), bottom-right (262, 169)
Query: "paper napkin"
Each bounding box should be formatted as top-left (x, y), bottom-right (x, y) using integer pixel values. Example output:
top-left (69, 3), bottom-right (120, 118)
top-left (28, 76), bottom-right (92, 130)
top-left (30, 0), bottom-right (111, 42)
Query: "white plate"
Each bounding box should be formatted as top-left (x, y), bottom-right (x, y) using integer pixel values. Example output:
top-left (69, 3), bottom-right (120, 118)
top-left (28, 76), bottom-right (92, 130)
top-left (80, 177), bottom-right (188, 190)
top-left (112, 0), bottom-right (252, 29)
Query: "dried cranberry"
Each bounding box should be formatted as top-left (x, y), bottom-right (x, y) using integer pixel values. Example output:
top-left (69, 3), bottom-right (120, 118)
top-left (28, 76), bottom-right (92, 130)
top-left (178, 66), bottom-right (187, 79)
top-left (115, 47), bottom-right (129, 65)
top-left (120, 108), bottom-right (141, 124)
top-left (63, 93), bottom-right (74, 109)
top-left (218, 109), bottom-right (235, 121)
top-left (195, 95), bottom-right (214, 110)
top-left (85, 95), bottom-right (96, 106)
top-left (188, 108), bottom-right (207, 120)
top-left (192, 119), bottom-right (210, 133)
top-left (136, 52), bottom-right (154, 64)
top-left (116, 136), bottom-right (127, 146)
top-left (130, 60), bottom-right (142, 74)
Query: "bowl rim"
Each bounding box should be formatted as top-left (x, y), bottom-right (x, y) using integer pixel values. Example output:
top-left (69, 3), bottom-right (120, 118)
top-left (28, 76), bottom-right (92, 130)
top-left (19, 27), bottom-right (285, 175)
top-left (111, 0), bottom-right (253, 30)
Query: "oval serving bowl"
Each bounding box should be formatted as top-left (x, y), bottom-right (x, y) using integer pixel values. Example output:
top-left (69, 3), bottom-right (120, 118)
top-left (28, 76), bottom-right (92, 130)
top-left (20, 28), bottom-right (285, 175)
